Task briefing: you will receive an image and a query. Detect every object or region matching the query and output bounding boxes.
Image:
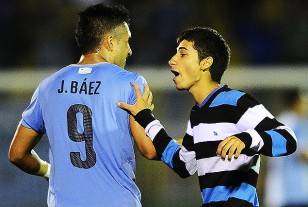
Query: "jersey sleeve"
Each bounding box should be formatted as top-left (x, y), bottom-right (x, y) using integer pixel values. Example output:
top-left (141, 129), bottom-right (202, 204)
top-left (135, 109), bottom-right (197, 178)
top-left (21, 85), bottom-right (45, 133)
top-left (234, 93), bottom-right (297, 157)
top-left (176, 121), bottom-right (197, 176)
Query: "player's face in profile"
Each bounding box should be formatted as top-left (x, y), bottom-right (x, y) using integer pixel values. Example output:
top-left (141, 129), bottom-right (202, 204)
top-left (168, 40), bottom-right (203, 91)
top-left (113, 22), bottom-right (132, 68)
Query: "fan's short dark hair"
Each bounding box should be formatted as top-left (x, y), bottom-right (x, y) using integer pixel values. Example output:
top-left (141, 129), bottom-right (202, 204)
top-left (177, 27), bottom-right (230, 83)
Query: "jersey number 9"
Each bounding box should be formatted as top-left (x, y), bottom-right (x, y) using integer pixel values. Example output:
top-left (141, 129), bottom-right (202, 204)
top-left (67, 104), bottom-right (96, 169)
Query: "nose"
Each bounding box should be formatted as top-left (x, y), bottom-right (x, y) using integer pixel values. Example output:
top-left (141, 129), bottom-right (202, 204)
top-left (128, 47), bottom-right (132, 57)
top-left (126, 43), bottom-right (132, 57)
top-left (168, 56), bottom-right (176, 66)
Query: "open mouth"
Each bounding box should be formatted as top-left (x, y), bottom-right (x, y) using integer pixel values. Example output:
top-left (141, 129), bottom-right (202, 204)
top-left (171, 70), bottom-right (180, 77)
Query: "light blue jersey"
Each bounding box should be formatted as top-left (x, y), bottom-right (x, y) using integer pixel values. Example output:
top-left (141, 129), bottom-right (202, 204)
top-left (21, 63), bottom-right (146, 207)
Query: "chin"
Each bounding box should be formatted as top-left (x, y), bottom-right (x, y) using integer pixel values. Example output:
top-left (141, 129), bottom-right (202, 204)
top-left (120, 63), bottom-right (126, 68)
top-left (175, 85), bottom-right (186, 91)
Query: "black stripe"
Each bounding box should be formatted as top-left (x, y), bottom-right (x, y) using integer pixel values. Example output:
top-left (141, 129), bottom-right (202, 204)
top-left (134, 109), bottom-right (155, 128)
top-left (190, 90), bottom-right (262, 127)
top-left (234, 132), bottom-right (252, 151)
top-left (258, 131), bottom-right (273, 156)
top-left (199, 169), bottom-right (258, 189)
top-left (190, 105), bottom-right (241, 127)
top-left (172, 150), bottom-right (191, 178)
top-left (152, 129), bottom-right (173, 157)
top-left (202, 197), bottom-right (254, 207)
top-left (259, 127), bottom-right (296, 156)
top-left (195, 141), bottom-right (258, 159)
top-left (275, 129), bottom-right (297, 154)
top-left (255, 117), bottom-right (282, 131)
top-left (182, 133), bottom-right (194, 151)
top-left (195, 141), bottom-right (219, 159)
top-left (238, 93), bottom-right (260, 108)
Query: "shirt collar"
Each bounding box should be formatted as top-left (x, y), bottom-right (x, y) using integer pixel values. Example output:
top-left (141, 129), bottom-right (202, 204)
top-left (197, 85), bottom-right (224, 108)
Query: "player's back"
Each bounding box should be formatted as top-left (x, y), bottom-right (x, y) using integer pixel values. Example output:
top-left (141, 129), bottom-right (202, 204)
top-left (38, 63), bottom-right (143, 207)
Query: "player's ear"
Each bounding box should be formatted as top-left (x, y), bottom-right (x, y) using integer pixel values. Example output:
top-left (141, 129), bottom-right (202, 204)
top-left (200, 56), bottom-right (213, 71)
top-left (102, 33), bottom-right (114, 52)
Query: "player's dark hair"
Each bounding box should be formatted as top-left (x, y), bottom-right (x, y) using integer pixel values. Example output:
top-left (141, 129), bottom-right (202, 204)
top-left (75, 3), bottom-right (130, 54)
top-left (177, 27), bottom-right (230, 83)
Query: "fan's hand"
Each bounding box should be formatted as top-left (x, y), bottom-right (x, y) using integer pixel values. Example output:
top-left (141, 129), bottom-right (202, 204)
top-left (117, 82), bottom-right (154, 116)
top-left (216, 136), bottom-right (245, 161)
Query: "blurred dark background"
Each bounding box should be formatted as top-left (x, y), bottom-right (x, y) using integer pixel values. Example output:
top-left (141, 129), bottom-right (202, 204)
top-left (1, 0), bottom-right (308, 207)
top-left (0, 0), bottom-right (307, 68)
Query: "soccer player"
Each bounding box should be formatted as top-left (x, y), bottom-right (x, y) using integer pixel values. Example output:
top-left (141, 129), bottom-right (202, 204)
top-left (265, 89), bottom-right (308, 207)
top-left (117, 27), bottom-right (298, 207)
top-left (8, 3), bottom-right (156, 207)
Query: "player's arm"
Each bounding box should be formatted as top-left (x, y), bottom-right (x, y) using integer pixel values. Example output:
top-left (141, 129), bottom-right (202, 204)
top-left (118, 82), bottom-right (195, 178)
top-left (8, 123), bottom-right (50, 179)
top-left (130, 115), bottom-right (158, 160)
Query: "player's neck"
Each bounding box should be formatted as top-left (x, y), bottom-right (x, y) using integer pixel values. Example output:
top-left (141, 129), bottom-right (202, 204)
top-left (77, 53), bottom-right (108, 65)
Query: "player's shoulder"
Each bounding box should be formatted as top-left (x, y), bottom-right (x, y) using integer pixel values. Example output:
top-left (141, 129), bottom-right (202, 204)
top-left (39, 65), bottom-right (71, 85)
top-left (32, 65), bottom-right (77, 95)
top-left (104, 63), bottom-right (146, 83)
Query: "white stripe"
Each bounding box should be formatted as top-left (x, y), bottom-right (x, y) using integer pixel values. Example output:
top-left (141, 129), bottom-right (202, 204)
top-left (144, 120), bottom-right (164, 141)
top-left (179, 146), bottom-right (197, 175)
top-left (237, 104), bottom-right (274, 130)
top-left (193, 123), bottom-right (241, 143)
top-left (197, 155), bottom-right (259, 175)
top-left (251, 156), bottom-right (260, 173)
top-left (245, 129), bottom-right (264, 151)
top-left (186, 120), bottom-right (193, 136)
top-left (277, 125), bottom-right (297, 142)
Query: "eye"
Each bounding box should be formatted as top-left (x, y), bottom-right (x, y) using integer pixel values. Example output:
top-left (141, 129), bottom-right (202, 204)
top-left (180, 53), bottom-right (187, 57)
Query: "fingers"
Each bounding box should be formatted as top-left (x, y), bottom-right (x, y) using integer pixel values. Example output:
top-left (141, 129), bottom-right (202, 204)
top-left (145, 85), bottom-right (154, 111)
top-left (142, 83), bottom-right (154, 111)
top-left (149, 103), bottom-right (154, 111)
top-left (147, 89), bottom-right (153, 106)
top-left (143, 84), bottom-right (150, 100)
top-left (116, 102), bottom-right (131, 111)
top-left (216, 136), bottom-right (245, 161)
top-left (143, 84), bottom-right (153, 103)
top-left (235, 144), bottom-right (245, 158)
top-left (117, 82), bottom-right (154, 116)
top-left (131, 82), bottom-right (142, 99)
top-left (217, 137), bottom-right (234, 161)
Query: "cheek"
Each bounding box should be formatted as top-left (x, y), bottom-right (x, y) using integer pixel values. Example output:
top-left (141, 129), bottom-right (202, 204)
top-left (183, 63), bottom-right (200, 80)
top-left (120, 43), bottom-right (128, 51)
top-left (179, 69), bottom-right (195, 88)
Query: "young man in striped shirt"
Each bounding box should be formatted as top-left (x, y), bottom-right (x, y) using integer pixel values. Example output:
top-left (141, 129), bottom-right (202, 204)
top-left (117, 27), bottom-right (297, 207)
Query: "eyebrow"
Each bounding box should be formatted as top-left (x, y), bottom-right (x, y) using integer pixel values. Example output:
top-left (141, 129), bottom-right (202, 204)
top-left (178, 46), bottom-right (188, 51)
